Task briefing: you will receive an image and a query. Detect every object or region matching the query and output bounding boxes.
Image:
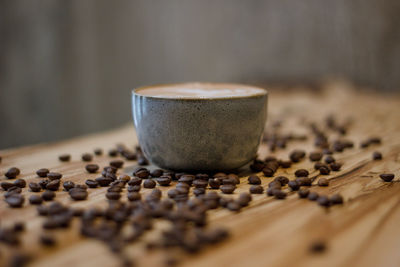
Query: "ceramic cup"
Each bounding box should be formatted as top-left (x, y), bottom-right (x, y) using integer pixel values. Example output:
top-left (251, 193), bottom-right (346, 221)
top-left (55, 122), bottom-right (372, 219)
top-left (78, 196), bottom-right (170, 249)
top-left (132, 83), bottom-right (268, 171)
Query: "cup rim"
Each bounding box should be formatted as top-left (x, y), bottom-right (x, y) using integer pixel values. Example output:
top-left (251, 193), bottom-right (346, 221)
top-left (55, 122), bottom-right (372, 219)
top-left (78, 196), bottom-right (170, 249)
top-left (132, 82), bottom-right (268, 100)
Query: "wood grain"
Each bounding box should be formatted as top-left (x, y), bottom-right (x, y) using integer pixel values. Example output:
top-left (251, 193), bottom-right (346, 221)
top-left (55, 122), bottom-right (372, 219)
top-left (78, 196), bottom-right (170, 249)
top-left (1, 81), bottom-right (400, 267)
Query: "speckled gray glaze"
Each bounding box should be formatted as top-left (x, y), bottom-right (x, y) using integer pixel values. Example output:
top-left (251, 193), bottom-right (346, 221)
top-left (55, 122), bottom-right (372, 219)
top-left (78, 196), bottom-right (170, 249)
top-left (132, 83), bottom-right (268, 171)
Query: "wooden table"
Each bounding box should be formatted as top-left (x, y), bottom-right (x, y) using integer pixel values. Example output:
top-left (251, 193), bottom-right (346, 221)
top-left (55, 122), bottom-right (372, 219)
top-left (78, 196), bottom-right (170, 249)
top-left (1, 81), bottom-right (400, 267)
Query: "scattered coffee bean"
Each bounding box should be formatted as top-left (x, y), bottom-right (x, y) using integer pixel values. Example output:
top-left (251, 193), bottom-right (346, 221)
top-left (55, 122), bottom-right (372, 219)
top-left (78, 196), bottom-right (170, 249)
top-left (38, 179), bottom-right (49, 189)
top-left (290, 150), bottom-right (306, 163)
top-left (36, 168), bottom-right (49, 177)
top-left (128, 177), bottom-right (142, 186)
top-left (372, 151), bottom-right (382, 160)
top-left (248, 175), bottom-right (261, 185)
top-left (330, 194), bottom-right (343, 204)
top-left (309, 151), bottom-right (323, 162)
top-left (209, 178), bottom-right (221, 189)
top-left (288, 180), bottom-right (300, 191)
top-left (81, 153), bottom-right (93, 162)
top-left (69, 188), bottom-right (88, 200)
top-left (179, 175), bottom-right (195, 185)
top-left (296, 177), bottom-right (312, 186)
top-left (268, 180), bottom-right (282, 189)
top-left (62, 181), bottom-right (75, 191)
top-left (295, 169), bottom-right (309, 177)
top-left (134, 168), bottom-right (150, 179)
top-left (29, 195), bottom-right (43, 205)
top-left (40, 234), bottom-right (56, 246)
top-left (318, 178), bottom-right (329, 186)
top-left (13, 179), bottom-right (26, 188)
top-left (249, 185), bottom-right (264, 194)
top-left (119, 174), bottom-right (131, 183)
top-left (110, 160), bottom-right (124, 169)
top-left (85, 164), bottom-right (99, 173)
top-left (58, 154), bottom-right (71, 162)
top-left (127, 192), bottom-right (141, 201)
top-left (226, 201), bottom-right (241, 212)
top-left (262, 167), bottom-right (274, 177)
top-left (5, 167), bottom-right (20, 179)
top-left (220, 184), bottom-right (236, 194)
top-left (95, 176), bottom-right (113, 187)
top-left (1, 181), bottom-right (14, 191)
top-left (308, 192), bottom-right (319, 201)
top-left (222, 177), bottom-right (236, 185)
top-left (42, 190), bottom-right (56, 201)
top-left (94, 148), bottom-right (103, 155)
top-left (298, 188), bottom-right (310, 198)
top-left (108, 148), bottom-right (118, 157)
top-left (319, 166), bottom-right (330, 175)
top-left (193, 188), bottom-right (206, 196)
top-left (274, 176), bottom-right (289, 186)
top-left (324, 155), bottom-right (335, 164)
top-left (106, 191), bottom-right (121, 200)
top-left (5, 194), bottom-right (24, 208)
top-left (273, 190), bottom-right (287, 199)
top-left (143, 179), bottom-right (156, 188)
top-left (128, 185), bottom-right (141, 192)
top-left (317, 195), bottom-right (331, 207)
top-left (329, 162), bottom-right (342, 171)
top-left (314, 162), bottom-right (324, 170)
top-left (47, 172), bottom-right (62, 180)
top-left (157, 176), bottom-right (172, 186)
top-left (279, 160), bottom-right (292, 168)
top-left (85, 179), bottom-right (99, 188)
top-left (379, 173), bottom-right (395, 182)
top-left (46, 180), bottom-right (60, 191)
top-left (193, 179), bottom-right (208, 188)
top-left (250, 159), bottom-right (265, 172)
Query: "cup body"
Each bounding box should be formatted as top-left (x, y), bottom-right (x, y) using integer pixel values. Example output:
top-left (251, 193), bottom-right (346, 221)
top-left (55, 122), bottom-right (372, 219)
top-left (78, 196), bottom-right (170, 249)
top-left (132, 83), bottom-right (268, 171)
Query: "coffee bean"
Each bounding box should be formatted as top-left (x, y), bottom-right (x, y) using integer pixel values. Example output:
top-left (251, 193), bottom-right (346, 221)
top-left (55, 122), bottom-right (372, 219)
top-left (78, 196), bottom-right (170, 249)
top-left (319, 166), bottom-right (330, 175)
top-left (46, 180), bottom-right (60, 191)
top-left (5, 167), bottom-right (20, 179)
top-left (322, 148), bottom-right (333, 155)
top-left (150, 169), bottom-right (163, 178)
top-left (85, 164), bottom-right (99, 173)
top-left (13, 222), bottom-right (25, 232)
top-left (324, 155), bottom-right (335, 164)
top-left (108, 148), bottom-right (118, 157)
top-left (193, 188), bottom-right (206, 196)
top-left (126, 177), bottom-right (141, 187)
top-left (110, 160), bottom-right (124, 169)
top-left (42, 190), bottom-right (56, 201)
top-left (295, 169), bottom-right (309, 177)
top-left (250, 159), bottom-right (266, 172)
top-left (40, 234), bottom-right (56, 246)
top-left (372, 151), bottom-right (382, 160)
top-left (329, 162), bottom-right (342, 171)
top-left (220, 184), bottom-right (236, 194)
top-left (298, 188), bottom-right (310, 198)
top-left (227, 174), bottom-right (240, 184)
top-left (330, 194), bottom-right (343, 204)
top-left (308, 192), bottom-right (319, 201)
top-left (127, 192), bottom-right (141, 201)
top-left (274, 176), bottom-right (289, 186)
top-left (85, 179), bottom-right (99, 188)
top-left (208, 178), bottom-right (221, 189)
top-left (196, 173), bottom-right (209, 180)
top-left (290, 150), bottom-right (306, 163)
top-left (104, 166), bottom-right (118, 174)
top-left (193, 179), bottom-right (208, 188)
top-left (95, 176), bottom-right (113, 187)
top-left (69, 188), bottom-right (88, 200)
top-left (249, 185), bottom-right (264, 194)
top-left (310, 240), bottom-right (326, 253)
top-left (36, 168), bottom-right (49, 177)
top-left (58, 154), bottom-right (71, 162)
top-left (179, 175), bottom-right (195, 185)
top-left (314, 162), bottom-right (324, 170)
top-left (137, 156), bottom-right (149, 165)
top-left (134, 168), bottom-right (150, 179)
top-left (309, 151), bottom-right (323, 162)
top-left (279, 160), bottom-right (292, 168)
top-left (94, 148), bottom-right (103, 155)
top-left (274, 190), bottom-right (287, 199)
top-left (38, 179), bottom-right (49, 189)
top-left (296, 177), bottom-right (312, 186)
top-left (75, 184), bottom-right (88, 190)
top-left (262, 168), bottom-right (274, 177)
top-left (63, 181), bottom-right (75, 191)
top-left (81, 153), bottom-right (93, 162)
top-left (268, 180), bottom-right (282, 189)
top-left (47, 172), bottom-right (62, 180)
top-left (318, 178), bottom-right (329, 186)
top-left (143, 179), bottom-right (156, 188)
top-left (226, 201), bottom-right (241, 212)
top-left (128, 185), bottom-right (141, 192)
top-left (317, 195), bottom-right (331, 207)
top-left (288, 180), bottom-right (300, 191)
top-left (106, 191), bottom-right (121, 200)
top-left (157, 176), bottom-right (172, 186)
top-left (248, 175), bottom-right (261, 185)
top-left (1, 181), bottom-right (14, 191)
top-left (379, 173), bottom-right (395, 182)
top-left (13, 179), bottom-right (26, 188)
top-left (222, 177), bottom-right (236, 185)
top-left (29, 195), bottom-right (43, 205)
top-left (5, 194), bottom-right (24, 208)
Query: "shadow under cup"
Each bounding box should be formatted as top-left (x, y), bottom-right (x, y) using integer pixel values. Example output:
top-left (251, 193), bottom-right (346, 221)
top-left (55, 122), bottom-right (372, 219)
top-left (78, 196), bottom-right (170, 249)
top-left (132, 83), bottom-right (268, 172)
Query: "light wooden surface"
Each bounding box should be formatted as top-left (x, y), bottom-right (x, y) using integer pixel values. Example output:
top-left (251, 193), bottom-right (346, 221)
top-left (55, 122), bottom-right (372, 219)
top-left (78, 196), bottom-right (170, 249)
top-left (1, 81), bottom-right (400, 267)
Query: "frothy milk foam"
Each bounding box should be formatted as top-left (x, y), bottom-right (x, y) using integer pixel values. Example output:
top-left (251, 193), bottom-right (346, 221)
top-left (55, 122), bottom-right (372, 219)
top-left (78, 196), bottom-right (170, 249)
top-left (135, 83), bottom-right (266, 99)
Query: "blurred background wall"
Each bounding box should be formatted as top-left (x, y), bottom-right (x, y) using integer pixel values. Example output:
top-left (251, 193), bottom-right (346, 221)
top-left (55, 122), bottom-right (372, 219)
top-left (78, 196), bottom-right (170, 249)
top-left (1, 0), bottom-right (399, 149)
